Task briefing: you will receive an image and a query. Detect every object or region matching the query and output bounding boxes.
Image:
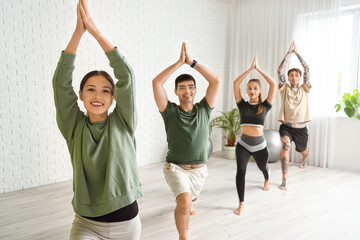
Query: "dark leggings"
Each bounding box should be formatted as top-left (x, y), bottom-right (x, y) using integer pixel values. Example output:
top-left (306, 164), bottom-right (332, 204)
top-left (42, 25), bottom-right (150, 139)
top-left (235, 143), bottom-right (270, 202)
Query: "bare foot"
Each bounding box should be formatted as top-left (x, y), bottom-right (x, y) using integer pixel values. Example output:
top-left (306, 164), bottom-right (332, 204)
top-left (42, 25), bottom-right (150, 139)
top-left (234, 202), bottom-right (244, 215)
top-left (263, 179), bottom-right (270, 191)
top-left (300, 159), bottom-right (307, 169)
top-left (279, 179), bottom-right (287, 191)
top-left (190, 207), bottom-right (196, 215)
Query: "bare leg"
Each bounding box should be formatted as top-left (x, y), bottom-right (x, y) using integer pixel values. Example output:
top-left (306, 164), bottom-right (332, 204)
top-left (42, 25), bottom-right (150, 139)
top-left (234, 202), bottom-right (244, 215)
top-left (175, 193), bottom-right (192, 240)
top-left (263, 179), bottom-right (270, 191)
top-left (190, 197), bottom-right (197, 215)
top-left (279, 136), bottom-right (290, 191)
top-left (300, 148), bottom-right (309, 169)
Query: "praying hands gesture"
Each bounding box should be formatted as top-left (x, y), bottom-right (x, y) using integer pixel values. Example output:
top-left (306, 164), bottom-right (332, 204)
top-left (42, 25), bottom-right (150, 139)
top-left (234, 54), bottom-right (276, 104)
top-left (65, 0), bottom-right (114, 54)
top-left (288, 40), bottom-right (299, 54)
top-left (183, 43), bottom-right (194, 66)
top-left (177, 42), bottom-right (196, 67)
top-left (250, 54), bottom-right (258, 70)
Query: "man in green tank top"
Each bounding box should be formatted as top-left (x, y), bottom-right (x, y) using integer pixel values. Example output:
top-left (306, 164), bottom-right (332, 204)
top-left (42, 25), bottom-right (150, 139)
top-left (152, 43), bottom-right (220, 240)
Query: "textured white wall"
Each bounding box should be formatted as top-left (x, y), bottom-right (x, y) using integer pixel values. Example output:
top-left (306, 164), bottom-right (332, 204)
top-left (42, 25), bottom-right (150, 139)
top-left (0, 0), bottom-right (229, 193)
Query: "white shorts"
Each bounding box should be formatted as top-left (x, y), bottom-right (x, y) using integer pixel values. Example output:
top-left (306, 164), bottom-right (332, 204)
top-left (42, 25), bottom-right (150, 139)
top-left (70, 214), bottom-right (141, 240)
top-left (163, 162), bottom-right (208, 200)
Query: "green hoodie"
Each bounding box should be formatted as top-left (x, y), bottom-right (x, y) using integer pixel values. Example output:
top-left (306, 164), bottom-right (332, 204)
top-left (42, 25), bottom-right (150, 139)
top-left (53, 48), bottom-right (143, 217)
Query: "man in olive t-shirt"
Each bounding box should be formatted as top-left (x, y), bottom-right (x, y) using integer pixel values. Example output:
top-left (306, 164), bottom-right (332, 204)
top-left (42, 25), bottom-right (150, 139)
top-left (152, 43), bottom-right (220, 240)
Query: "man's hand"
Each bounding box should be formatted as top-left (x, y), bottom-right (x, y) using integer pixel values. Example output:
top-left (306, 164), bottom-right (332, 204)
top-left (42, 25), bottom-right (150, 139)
top-left (184, 42), bottom-right (193, 66)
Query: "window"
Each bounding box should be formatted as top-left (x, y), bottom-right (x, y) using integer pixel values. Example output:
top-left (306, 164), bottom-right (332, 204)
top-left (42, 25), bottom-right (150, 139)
top-left (337, 5), bottom-right (360, 98)
top-left (293, 2), bottom-right (360, 116)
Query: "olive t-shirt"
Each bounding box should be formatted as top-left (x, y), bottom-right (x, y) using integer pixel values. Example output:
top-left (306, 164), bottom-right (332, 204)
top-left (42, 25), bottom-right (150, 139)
top-left (161, 97), bottom-right (213, 165)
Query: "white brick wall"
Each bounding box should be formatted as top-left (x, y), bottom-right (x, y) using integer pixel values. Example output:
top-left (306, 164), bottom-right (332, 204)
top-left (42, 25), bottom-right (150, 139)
top-left (0, 0), bottom-right (229, 193)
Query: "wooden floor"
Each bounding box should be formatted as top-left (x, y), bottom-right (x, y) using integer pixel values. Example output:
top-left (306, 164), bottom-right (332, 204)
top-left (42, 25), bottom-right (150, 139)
top-left (1, 152), bottom-right (360, 240)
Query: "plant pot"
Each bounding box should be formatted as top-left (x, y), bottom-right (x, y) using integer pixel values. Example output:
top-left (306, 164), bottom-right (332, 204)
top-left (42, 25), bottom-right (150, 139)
top-left (224, 145), bottom-right (236, 160)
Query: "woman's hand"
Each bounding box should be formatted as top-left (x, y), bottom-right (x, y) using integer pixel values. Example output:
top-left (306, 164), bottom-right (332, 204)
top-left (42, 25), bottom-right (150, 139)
top-left (75, 2), bottom-right (86, 35)
top-left (249, 54), bottom-right (257, 71)
top-left (79, 0), bottom-right (99, 37)
top-left (64, 1), bottom-right (86, 54)
top-left (254, 54), bottom-right (259, 70)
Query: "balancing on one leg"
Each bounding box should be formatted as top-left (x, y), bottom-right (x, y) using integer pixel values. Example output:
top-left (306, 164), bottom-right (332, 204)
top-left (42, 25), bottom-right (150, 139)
top-left (53, 1), bottom-right (143, 239)
top-left (233, 54), bottom-right (276, 215)
top-left (277, 41), bottom-right (311, 191)
top-left (152, 43), bottom-right (220, 240)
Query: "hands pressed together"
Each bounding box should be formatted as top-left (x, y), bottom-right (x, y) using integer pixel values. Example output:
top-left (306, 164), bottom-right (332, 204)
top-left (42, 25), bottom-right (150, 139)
top-left (248, 53), bottom-right (263, 72)
top-left (178, 42), bottom-right (194, 66)
top-left (75, 0), bottom-right (99, 37)
top-left (288, 40), bottom-right (299, 54)
top-left (249, 54), bottom-right (259, 71)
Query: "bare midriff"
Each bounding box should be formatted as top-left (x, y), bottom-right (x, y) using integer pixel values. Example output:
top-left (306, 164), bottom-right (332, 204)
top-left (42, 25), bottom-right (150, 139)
top-left (179, 163), bottom-right (206, 168)
top-left (283, 122), bottom-right (306, 128)
top-left (241, 125), bottom-right (264, 137)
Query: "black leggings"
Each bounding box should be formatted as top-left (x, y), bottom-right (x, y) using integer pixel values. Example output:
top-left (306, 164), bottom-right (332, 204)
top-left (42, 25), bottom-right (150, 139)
top-left (235, 143), bottom-right (270, 202)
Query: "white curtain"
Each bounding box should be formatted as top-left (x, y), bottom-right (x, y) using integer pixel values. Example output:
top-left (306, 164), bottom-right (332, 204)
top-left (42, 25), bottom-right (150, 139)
top-left (227, 0), bottom-right (341, 167)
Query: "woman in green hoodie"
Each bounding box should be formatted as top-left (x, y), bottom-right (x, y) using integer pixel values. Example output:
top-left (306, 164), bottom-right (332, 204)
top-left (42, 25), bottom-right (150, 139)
top-left (52, 0), bottom-right (143, 239)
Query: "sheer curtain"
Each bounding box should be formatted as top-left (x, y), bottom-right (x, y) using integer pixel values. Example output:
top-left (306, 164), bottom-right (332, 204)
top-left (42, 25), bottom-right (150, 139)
top-left (226, 0), bottom-right (341, 167)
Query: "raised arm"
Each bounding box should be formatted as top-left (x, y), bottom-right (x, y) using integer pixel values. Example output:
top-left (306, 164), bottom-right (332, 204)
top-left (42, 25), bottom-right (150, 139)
top-left (64, 2), bottom-right (86, 54)
top-left (184, 43), bottom-right (220, 108)
top-left (152, 43), bottom-right (185, 112)
top-left (277, 42), bottom-right (293, 89)
top-left (293, 42), bottom-right (311, 90)
top-left (53, 1), bottom-right (86, 140)
top-left (233, 55), bottom-right (256, 103)
top-left (254, 56), bottom-right (276, 104)
top-left (80, 0), bottom-right (137, 131)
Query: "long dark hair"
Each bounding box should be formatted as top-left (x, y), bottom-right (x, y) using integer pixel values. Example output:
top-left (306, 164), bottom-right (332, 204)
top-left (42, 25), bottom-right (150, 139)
top-left (80, 70), bottom-right (115, 93)
top-left (248, 79), bottom-right (263, 115)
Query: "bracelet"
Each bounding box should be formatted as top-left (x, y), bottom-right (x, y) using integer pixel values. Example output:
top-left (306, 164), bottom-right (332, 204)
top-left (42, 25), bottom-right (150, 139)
top-left (191, 60), bottom-right (197, 68)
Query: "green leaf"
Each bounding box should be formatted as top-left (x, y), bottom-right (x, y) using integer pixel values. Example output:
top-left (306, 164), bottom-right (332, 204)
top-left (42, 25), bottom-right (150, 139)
top-left (345, 99), bottom-right (354, 108)
top-left (334, 104), bottom-right (341, 112)
top-left (355, 95), bottom-right (360, 106)
top-left (343, 93), bottom-right (351, 101)
top-left (344, 107), bottom-right (355, 117)
top-left (350, 95), bottom-right (359, 105)
top-left (209, 108), bottom-right (241, 140)
top-left (356, 114), bottom-right (360, 121)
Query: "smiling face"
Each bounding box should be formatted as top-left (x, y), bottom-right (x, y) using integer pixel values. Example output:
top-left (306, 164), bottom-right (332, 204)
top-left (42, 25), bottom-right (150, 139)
top-left (79, 75), bottom-right (114, 122)
top-left (246, 80), bottom-right (261, 103)
top-left (174, 80), bottom-right (197, 104)
top-left (288, 69), bottom-right (302, 87)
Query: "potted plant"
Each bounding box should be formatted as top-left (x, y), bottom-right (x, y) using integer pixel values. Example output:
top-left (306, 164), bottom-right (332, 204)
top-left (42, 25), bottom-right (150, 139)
top-left (335, 89), bottom-right (360, 120)
top-left (210, 108), bottom-right (241, 159)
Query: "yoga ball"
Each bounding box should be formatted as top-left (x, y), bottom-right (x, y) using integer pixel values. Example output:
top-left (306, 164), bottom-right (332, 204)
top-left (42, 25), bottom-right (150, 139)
top-left (264, 129), bottom-right (281, 163)
top-left (208, 138), bottom-right (213, 159)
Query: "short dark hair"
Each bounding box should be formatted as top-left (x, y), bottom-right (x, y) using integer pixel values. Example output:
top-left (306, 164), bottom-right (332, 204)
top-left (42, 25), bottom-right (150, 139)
top-left (175, 74), bottom-right (196, 90)
top-left (287, 68), bottom-right (302, 77)
top-left (80, 70), bottom-right (115, 93)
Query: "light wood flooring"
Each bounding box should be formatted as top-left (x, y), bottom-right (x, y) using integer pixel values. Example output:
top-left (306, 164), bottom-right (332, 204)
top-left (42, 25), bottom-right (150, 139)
top-left (1, 152), bottom-right (360, 240)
